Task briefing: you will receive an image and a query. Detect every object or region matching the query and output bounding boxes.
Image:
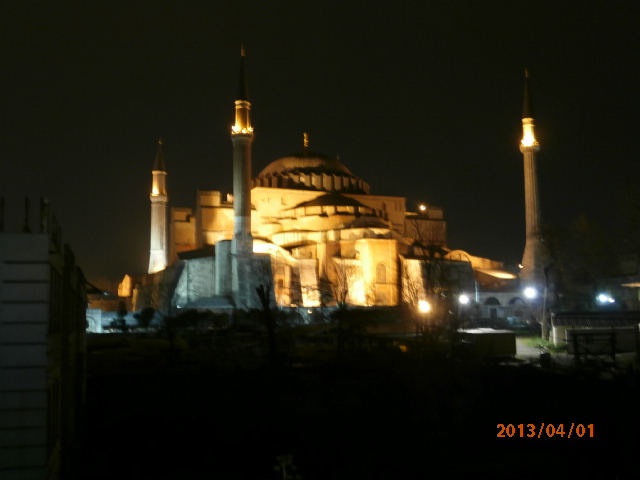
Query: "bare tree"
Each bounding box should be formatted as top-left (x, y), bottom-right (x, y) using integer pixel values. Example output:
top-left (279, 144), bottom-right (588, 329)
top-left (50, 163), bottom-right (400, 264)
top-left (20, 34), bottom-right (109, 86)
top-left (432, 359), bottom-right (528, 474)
top-left (404, 216), bottom-right (466, 345)
top-left (400, 256), bottom-right (424, 306)
top-left (254, 256), bottom-right (278, 364)
top-left (134, 307), bottom-right (155, 332)
top-left (328, 257), bottom-right (359, 309)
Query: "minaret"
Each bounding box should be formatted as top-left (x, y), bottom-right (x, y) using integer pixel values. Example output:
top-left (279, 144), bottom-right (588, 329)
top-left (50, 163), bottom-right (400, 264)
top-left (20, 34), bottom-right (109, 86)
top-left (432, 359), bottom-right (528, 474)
top-left (148, 139), bottom-right (168, 274)
top-left (230, 47), bottom-right (254, 256)
top-left (519, 69), bottom-right (544, 288)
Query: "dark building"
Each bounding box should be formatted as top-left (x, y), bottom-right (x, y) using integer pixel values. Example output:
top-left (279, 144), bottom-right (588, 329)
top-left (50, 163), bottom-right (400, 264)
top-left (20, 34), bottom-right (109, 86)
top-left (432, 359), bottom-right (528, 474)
top-left (0, 198), bottom-right (86, 479)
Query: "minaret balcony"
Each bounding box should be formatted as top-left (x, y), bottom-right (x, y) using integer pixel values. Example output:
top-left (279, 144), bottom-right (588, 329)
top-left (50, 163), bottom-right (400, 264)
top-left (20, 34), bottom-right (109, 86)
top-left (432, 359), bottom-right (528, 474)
top-left (231, 125), bottom-right (254, 134)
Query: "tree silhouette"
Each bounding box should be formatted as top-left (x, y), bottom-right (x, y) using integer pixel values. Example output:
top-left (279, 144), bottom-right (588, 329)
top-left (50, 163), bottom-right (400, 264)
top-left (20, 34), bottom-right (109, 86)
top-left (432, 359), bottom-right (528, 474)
top-left (134, 307), bottom-right (155, 331)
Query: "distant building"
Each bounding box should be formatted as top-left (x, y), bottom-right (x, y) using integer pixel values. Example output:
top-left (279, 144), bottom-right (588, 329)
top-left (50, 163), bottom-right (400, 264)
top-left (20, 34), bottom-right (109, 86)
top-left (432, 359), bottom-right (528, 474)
top-left (130, 54), bottom-right (531, 323)
top-left (0, 198), bottom-right (86, 479)
top-left (86, 287), bottom-right (134, 333)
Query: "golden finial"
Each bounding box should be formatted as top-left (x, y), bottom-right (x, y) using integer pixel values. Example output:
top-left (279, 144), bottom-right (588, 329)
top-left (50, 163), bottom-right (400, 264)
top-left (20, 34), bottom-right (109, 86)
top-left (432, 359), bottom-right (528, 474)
top-left (240, 45), bottom-right (246, 57)
top-left (158, 138), bottom-right (163, 145)
top-left (303, 132), bottom-right (309, 149)
top-left (525, 67), bottom-right (529, 78)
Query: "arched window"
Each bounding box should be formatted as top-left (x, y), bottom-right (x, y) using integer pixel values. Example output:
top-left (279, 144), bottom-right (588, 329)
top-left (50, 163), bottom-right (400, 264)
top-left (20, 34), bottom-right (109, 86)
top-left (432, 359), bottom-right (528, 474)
top-left (376, 263), bottom-right (387, 284)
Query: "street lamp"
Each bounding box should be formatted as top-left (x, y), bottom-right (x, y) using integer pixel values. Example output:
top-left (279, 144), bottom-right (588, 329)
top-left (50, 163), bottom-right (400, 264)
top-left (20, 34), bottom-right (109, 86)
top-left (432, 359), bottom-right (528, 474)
top-left (597, 293), bottom-right (615, 304)
top-left (418, 299), bottom-right (431, 313)
top-left (416, 299), bottom-right (432, 337)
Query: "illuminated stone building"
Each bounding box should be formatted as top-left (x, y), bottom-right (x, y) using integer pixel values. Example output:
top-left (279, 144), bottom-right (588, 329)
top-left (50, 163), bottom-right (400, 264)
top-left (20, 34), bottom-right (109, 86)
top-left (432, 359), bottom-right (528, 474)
top-left (149, 136), bottom-right (451, 311)
top-left (134, 54), bottom-right (514, 315)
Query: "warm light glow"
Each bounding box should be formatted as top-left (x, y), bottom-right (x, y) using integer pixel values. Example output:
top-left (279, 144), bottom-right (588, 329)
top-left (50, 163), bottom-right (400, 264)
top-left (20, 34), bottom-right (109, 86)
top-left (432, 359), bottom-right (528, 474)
top-left (478, 269), bottom-right (517, 280)
top-left (231, 125), bottom-right (254, 134)
top-left (419, 204), bottom-right (426, 212)
top-left (151, 187), bottom-right (159, 195)
top-left (418, 300), bottom-right (431, 313)
top-left (232, 99), bottom-right (253, 135)
top-left (521, 118), bottom-right (538, 147)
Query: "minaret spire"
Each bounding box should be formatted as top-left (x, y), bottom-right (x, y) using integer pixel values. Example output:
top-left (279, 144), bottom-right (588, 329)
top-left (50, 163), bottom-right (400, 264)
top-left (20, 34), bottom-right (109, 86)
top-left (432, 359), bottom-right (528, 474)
top-left (232, 46), bottom-right (253, 135)
top-left (231, 47), bottom-right (254, 256)
top-left (519, 69), bottom-right (544, 291)
top-left (148, 138), bottom-right (168, 274)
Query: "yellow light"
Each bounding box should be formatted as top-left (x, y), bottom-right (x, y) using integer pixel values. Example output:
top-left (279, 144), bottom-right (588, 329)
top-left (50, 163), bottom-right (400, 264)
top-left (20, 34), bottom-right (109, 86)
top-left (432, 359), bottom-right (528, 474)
top-left (419, 204), bottom-right (426, 212)
top-left (151, 187), bottom-right (159, 195)
top-left (232, 125), bottom-right (254, 134)
top-left (521, 118), bottom-right (537, 147)
top-left (418, 300), bottom-right (431, 313)
top-left (521, 132), bottom-right (536, 147)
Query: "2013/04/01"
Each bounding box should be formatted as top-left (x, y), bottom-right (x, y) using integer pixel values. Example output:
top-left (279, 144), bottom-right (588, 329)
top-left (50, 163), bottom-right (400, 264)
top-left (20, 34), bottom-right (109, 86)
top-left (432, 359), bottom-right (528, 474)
top-left (497, 424), bottom-right (594, 438)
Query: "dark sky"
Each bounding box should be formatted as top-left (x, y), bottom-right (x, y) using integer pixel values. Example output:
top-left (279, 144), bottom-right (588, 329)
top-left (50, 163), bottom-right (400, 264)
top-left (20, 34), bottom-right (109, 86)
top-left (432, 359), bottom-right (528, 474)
top-left (1, 1), bottom-right (638, 284)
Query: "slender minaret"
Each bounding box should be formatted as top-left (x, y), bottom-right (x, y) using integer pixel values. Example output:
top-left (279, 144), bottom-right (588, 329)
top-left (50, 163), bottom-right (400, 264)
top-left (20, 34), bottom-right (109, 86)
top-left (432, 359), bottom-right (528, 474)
top-left (519, 69), bottom-right (544, 288)
top-left (148, 139), bottom-right (168, 274)
top-left (230, 47), bottom-right (254, 256)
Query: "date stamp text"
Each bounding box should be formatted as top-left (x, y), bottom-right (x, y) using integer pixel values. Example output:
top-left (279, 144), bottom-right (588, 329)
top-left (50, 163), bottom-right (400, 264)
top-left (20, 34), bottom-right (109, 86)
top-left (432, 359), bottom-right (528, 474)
top-left (497, 423), bottom-right (594, 438)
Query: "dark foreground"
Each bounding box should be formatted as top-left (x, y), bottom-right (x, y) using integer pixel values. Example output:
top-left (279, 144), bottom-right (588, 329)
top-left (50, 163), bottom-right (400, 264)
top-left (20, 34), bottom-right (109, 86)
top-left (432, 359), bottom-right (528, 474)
top-left (79, 348), bottom-right (640, 479)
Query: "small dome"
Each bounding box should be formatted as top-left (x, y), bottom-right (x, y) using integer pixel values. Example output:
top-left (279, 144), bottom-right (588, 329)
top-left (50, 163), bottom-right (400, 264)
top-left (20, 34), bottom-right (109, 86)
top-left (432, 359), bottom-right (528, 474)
top-left (254, 151), bottom-right (370, 194)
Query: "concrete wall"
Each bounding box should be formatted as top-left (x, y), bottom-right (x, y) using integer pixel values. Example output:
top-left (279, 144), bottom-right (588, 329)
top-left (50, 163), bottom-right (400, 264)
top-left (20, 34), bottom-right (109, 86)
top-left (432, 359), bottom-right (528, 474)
top-left (0, 234), bottom-right (50, 480)
top-left (0, 231), bottom-right (86, 480)
top-left (173, 256), bottom-right (216, 307)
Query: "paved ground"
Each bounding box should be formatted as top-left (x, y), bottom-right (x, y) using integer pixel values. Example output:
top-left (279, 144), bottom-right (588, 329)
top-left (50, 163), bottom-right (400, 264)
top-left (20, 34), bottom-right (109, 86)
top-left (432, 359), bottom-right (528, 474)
top-left (514, 337), bottom-right (542, 360)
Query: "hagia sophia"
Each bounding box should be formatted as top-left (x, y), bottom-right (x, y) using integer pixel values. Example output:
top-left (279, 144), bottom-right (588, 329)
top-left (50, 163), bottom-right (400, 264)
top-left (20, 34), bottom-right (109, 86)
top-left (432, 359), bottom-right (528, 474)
top-left (122, 54), bottom-right (539, 320)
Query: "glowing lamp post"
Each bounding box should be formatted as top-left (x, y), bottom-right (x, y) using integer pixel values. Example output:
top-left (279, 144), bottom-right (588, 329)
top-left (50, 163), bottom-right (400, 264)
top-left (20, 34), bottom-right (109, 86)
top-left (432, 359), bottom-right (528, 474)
top-left (418, 299), bottom-right (431, 313)
top-left (524, 286), bottom-right (548, 339)
top-left (416, 299), bottom-right (431, 336)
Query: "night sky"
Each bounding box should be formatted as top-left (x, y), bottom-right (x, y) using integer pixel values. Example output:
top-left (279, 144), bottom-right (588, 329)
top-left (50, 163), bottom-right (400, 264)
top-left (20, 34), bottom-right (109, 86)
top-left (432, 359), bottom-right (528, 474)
top-left (1, 1), bottom-right (638, 286)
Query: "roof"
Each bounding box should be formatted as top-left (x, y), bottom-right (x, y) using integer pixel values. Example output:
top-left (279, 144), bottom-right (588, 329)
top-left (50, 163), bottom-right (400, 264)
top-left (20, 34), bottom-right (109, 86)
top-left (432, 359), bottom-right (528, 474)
top-left (177, 245), bottom-right (215, 260)
top-left (237, 50), bottom-right (249, 101)
top-left (293, 192), bottom-right (367, 209)
top-left (153, 139), bottom-right (166, 172)
top-left (551, 311), bottom-right (640, 327)
top-left (522, 68), bottom-right (534, 118)
top-left (335, 217), bottom-right (389, 229)
top-left (257, 151), bottom-right (356, 178)
top-left (475, 268), bottom-right (518, 280)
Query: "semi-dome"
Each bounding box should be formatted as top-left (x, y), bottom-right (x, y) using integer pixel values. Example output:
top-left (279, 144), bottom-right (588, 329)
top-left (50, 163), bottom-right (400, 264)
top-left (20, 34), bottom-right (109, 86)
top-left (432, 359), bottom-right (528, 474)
top-left (254, 150), bottom-right (370, 194)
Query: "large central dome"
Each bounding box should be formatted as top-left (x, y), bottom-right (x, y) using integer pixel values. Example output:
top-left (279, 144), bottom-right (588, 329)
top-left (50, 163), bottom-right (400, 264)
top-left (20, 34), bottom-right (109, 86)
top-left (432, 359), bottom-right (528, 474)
top-left (254, 151), bottom-right (370, 194)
